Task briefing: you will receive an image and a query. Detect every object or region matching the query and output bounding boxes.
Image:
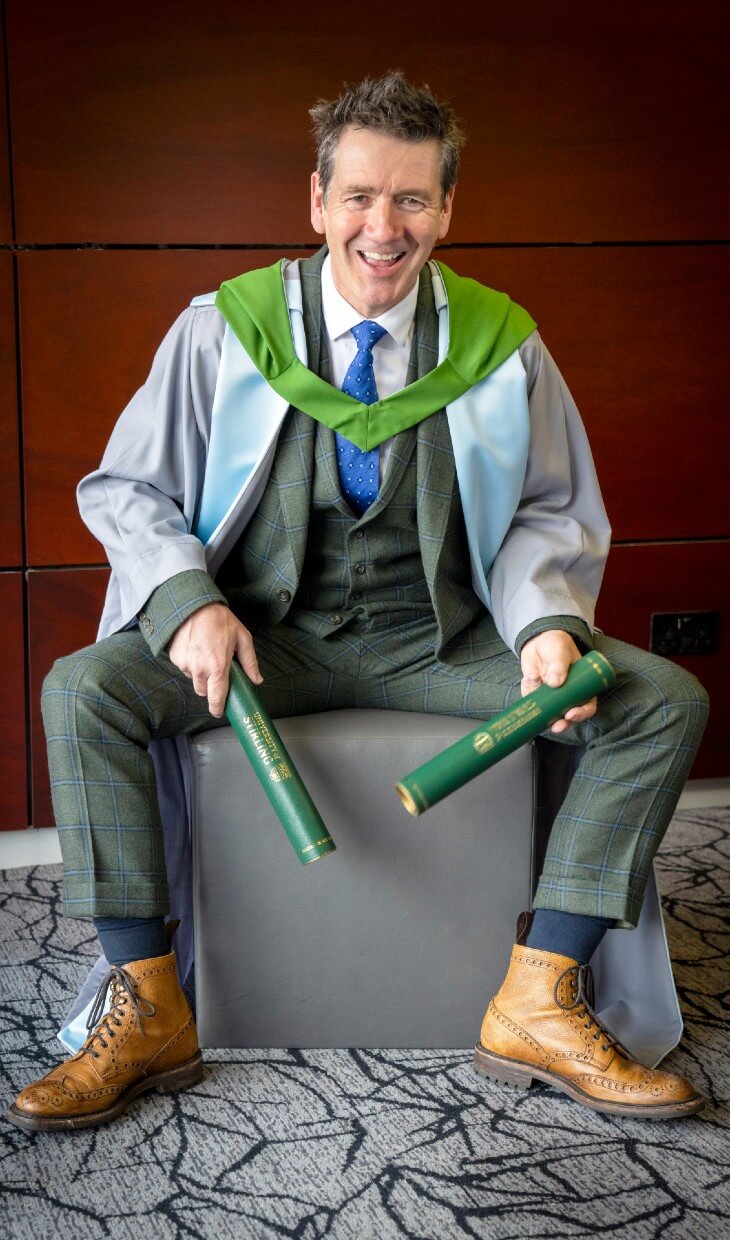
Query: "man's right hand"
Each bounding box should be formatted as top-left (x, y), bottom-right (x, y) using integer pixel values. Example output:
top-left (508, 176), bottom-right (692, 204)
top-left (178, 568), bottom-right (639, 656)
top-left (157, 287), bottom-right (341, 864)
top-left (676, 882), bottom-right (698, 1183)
top-left (167, 603), bottom-right (263, 718)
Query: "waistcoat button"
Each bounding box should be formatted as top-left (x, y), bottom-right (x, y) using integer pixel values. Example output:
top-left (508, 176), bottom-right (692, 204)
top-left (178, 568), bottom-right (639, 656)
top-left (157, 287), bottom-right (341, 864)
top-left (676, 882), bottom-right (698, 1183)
top-left (354, 530), bottom-right (364, 539)
top-left (352, 591), bottom-right (363, 602)
top-left (330, 614), bottom-right (343, 625)
top-left (354, 563), bottom-right (366, 575)
top-left (277, 589), bottom-right (291, 603)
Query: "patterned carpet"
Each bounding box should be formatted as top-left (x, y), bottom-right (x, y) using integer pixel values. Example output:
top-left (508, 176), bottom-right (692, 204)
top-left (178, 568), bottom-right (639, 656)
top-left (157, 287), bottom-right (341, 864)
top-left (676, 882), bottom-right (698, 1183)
top-left (1, 808), bottom-right (728, 1239)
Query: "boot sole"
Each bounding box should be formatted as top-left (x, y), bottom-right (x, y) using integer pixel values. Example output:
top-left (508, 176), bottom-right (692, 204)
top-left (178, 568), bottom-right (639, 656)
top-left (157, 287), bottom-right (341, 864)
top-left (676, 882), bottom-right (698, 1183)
top-left (5, 1051), bottom-right (205, 1133)
top-left (473, 1044), bottom-right (706, 1120)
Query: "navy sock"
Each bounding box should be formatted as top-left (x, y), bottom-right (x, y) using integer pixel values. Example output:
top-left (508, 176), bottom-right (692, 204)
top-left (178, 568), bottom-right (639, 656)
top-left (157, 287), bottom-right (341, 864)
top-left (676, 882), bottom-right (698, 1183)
top-left (525, 909), bottom-right (615, 963)
top-left (93, 916), bottom-right (167, 966)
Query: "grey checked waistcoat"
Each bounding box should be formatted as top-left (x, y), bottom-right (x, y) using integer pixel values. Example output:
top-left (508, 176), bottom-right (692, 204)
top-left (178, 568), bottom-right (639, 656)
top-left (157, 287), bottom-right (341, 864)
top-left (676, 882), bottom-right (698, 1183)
top-left (217, 248), bottom-right (491, 654)
top-left (290, 411), bottom-right (433, 629)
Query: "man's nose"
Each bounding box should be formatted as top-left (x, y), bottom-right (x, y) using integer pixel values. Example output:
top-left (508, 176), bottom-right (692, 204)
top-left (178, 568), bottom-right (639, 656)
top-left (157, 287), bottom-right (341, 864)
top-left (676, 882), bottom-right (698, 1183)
top-left (365, 197), bottom-right (401, 241)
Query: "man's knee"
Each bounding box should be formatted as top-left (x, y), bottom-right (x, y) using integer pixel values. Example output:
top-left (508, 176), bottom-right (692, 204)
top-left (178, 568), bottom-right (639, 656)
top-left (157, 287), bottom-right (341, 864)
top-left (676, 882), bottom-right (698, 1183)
top-left (613, 641), bottom-right (708, 724)
top-left (595, 636), bottom-right (710, 739)
top-left (640, 654), bottom-right (709, 723)
top-left (42, 644), bottom-right (97, 702)
top-left (41, 634), bottom-right (151, 714)
top-left (664, 664), bottom-right (710, 739)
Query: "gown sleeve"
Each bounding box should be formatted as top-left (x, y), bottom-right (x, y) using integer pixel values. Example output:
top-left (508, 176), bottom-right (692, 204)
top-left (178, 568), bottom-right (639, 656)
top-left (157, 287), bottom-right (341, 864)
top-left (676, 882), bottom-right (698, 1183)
top-left (486, 329), bottom-right (612, 653)
top-left (76, 304), bottom-right (225, 628)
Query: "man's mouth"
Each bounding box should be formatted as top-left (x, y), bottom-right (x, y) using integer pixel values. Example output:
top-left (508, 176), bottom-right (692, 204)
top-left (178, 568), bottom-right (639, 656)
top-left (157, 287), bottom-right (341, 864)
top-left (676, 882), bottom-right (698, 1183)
top-left (358, 250), bottom-right (407, 270)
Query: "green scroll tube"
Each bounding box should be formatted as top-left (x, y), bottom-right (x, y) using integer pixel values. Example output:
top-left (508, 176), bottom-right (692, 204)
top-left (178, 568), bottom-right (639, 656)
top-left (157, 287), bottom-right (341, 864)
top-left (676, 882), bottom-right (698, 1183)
top-left (395, 651), bottom-right (616, 817)
top-left (224, 659), bottom-right (336, 863)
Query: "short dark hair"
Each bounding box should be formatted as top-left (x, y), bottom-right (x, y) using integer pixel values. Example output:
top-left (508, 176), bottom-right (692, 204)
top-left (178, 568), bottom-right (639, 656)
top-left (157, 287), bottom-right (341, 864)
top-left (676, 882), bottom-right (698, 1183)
top-left (310, 70), bottom-right (465, 202)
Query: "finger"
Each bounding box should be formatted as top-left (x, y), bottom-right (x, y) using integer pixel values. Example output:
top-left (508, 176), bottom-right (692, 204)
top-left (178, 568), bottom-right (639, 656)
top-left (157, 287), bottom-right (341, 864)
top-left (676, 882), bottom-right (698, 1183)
top-left (544, 658), bottom-right (570, 688)
top-left (206, 669), bottom-right (230, 718)
top-left (551, 696), bottom-right (599, 733)
top-left (520, 646), bottom-right (542, 682)
top-left (236, 630), bottom-right (263, 684)
top-left (192, 673), bottom-right (208, 698)
top-left (519, 647), bottom-right (543, 697)
top-left (564, 697), bottom-right (598, 722)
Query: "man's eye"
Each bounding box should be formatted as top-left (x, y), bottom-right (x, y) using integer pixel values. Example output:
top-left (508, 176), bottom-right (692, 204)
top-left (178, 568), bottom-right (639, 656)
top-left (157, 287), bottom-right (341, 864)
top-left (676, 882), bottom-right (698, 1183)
top-left (400, 197), bottom-right (425, 209)
top-left (347, 195), bottom-right (370, 206)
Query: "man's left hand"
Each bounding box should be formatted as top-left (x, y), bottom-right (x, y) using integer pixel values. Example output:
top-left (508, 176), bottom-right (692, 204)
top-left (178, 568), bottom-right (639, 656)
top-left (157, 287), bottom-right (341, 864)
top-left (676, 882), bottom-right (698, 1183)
top-left (520, 630), bottom-right (597, 734)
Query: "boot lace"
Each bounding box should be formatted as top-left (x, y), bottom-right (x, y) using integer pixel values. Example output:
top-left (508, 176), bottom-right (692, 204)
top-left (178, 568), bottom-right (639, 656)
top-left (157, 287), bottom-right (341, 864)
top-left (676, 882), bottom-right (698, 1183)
top-left (553, 963), bottom-right (631, 1056)
top-left (80, 965), bottom-right (157, 1059)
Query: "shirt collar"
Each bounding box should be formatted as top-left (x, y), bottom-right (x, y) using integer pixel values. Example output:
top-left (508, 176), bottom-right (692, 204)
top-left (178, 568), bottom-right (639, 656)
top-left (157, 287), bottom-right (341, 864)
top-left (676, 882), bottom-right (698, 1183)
top-left (321, 253), bottom-right (419, 347)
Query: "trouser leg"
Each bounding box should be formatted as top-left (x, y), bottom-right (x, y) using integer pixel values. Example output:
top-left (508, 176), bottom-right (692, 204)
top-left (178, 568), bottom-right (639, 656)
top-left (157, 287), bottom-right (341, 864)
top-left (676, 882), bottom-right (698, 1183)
top-left (42, 625), bottom-right (350, 920)
top-left (532, 634), bottom-right (709, 926)
top-left (41, 632), bottom-right (229, 918)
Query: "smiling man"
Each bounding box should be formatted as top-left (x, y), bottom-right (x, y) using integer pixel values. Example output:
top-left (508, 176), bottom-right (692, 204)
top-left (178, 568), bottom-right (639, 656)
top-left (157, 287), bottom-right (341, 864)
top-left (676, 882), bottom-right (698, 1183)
top-left (8, 72), bottom-right (709, 1132)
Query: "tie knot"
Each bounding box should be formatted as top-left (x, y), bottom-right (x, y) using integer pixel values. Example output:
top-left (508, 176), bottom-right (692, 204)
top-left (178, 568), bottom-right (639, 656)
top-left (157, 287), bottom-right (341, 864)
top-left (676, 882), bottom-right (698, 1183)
top-left (351, 320), bottom-right (387, 352)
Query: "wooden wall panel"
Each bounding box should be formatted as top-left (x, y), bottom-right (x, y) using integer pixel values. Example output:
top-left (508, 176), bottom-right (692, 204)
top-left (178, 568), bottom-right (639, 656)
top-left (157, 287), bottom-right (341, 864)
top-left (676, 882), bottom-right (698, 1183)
top-left (596, 543), bottom-right (727, 778)
top-left (27, 567), bottom-right (109, 828)
top-left (0, 14), bottom-right (11, 243)
top-left (0, 252), bottom-right (21, 563)
top-left (7, 3), bottom-right (728, 244)
top-left (0, 572), bottom-right (28, 828)
top-left (19, 247), bottom-right (314, 566)
top-left (444, 246), bottom-right (729, 542)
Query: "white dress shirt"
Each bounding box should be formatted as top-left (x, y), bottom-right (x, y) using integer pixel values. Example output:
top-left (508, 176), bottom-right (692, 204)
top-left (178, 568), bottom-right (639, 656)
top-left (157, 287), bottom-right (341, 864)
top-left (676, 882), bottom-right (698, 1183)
top-left (318, 255), bottom-right (420, 479)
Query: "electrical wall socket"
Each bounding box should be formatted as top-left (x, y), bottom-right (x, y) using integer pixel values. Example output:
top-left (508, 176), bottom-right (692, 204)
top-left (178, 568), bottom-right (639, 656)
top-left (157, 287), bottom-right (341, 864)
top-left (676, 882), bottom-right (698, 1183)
top-left (650, 612), bottom-right (720, 657)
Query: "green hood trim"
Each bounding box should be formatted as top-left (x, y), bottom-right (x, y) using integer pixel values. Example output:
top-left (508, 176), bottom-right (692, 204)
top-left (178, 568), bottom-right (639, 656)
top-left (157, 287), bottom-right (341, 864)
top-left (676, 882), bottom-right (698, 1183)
top-left (215, 259), bottom-right (536, 452)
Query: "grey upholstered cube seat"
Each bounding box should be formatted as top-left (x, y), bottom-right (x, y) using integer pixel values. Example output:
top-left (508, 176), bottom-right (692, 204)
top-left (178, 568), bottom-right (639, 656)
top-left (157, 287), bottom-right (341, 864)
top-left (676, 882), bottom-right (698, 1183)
top-left (188, 709), bottom-right (547, 1049)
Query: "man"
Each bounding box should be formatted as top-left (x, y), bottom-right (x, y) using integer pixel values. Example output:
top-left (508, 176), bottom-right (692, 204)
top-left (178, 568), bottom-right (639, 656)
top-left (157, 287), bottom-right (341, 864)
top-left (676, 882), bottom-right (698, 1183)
top-left (8, 72), bottom-right (709, 1132)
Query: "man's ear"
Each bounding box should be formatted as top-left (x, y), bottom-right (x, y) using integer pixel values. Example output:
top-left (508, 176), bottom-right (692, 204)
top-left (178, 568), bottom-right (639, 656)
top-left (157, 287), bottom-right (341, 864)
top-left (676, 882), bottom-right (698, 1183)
top-left (311, 172), bottom-right (326, 235)
top-left (438, 186), bottom-right (455, 241)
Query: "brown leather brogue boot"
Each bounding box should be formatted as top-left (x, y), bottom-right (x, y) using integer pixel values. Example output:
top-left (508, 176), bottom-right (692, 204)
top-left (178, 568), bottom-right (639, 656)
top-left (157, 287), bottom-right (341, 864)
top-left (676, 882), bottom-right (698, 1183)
top-left (474, 944), bottom-right (704, 1120)
top-left (7, 950), bottom-right (203, 1132)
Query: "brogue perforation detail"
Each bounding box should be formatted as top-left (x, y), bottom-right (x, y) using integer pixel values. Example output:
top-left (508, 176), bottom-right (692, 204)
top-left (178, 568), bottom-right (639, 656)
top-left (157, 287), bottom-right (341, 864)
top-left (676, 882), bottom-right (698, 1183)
top-left (487, 1000), bottom-right (597, 1064)
top-left (486, 1002), bottom-right (554, 1066)
top-left (513, 952), bottom-right (566, 974)
top-left (579, 1072), bottom-right (660, 1095)
top-left (65, 1085), bottom-right (125, 1101)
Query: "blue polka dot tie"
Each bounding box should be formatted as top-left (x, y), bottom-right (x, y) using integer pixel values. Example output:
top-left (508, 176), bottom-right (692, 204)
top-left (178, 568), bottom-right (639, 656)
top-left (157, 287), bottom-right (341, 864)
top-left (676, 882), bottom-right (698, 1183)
top-left (335, 320), bottom-right (387, 515)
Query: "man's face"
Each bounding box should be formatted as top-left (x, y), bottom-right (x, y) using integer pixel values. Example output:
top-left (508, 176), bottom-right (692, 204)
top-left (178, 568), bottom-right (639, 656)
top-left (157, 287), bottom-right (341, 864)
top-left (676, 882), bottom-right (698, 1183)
top-left (310, 127), bottom-right (454, 319)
